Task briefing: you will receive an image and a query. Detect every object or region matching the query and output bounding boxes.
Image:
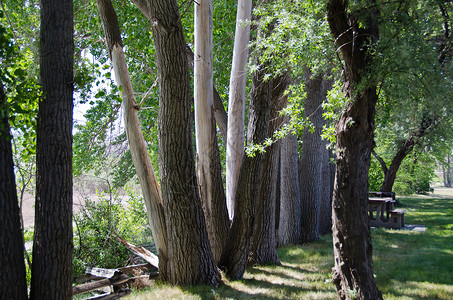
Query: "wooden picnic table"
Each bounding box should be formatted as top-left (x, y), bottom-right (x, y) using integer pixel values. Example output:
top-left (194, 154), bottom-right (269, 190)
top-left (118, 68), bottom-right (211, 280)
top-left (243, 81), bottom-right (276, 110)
top-left (368, 196), bottom-right (406, 229)
top-left (368, 197), bottom-right (395, 222)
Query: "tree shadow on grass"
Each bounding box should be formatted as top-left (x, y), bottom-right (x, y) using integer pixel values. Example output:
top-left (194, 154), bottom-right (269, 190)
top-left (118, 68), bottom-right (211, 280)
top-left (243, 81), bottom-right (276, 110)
top-left (179, 276), bottom-right (335, 300)
top-left (372, 197), bottom-right (453, 297)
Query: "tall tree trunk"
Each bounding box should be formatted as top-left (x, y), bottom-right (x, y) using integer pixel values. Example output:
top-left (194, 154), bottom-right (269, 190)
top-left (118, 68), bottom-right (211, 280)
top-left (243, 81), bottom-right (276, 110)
top-left (447, 155), bottom-right (453, 187)
top-left (278, 119), bottom-right (301, 246)
top-left (299, 69), bottom-right (331, 243)
top-left (194, 0), bottom-right (229, 263)
top-left (319, 141), bottom-right (334, 235)
top-left (30, 0), bottom-right (73, 298)
top-left (95, 0), bottom-right (169, 275)
top-left (250, 138), bottom-right (280, 264)
top-left (147, 0), bottom-right (220, 286)
top-left (0, 82), bottom-right (28, 300)
top-left (327, 0), bottom-right (382, 298)
top-left (225, 0), bottom-right (252, 219)
top-left (135, 0), bottom-right (229, 265)
top-left (250, 73), bottom-right (288, 265)
top-left (219, 63), bottom-right (270, 279)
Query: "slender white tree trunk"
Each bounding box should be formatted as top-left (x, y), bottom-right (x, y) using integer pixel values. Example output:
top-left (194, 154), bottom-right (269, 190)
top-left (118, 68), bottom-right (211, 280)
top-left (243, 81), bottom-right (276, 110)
top-left (226, 0), bottom-right (252, 219)
top-left (194, 0), bottom-right (230, 263)
top-left (194, 0), bottom-right (214, 225)
top-left (111, 45), bottom-right (168, 270)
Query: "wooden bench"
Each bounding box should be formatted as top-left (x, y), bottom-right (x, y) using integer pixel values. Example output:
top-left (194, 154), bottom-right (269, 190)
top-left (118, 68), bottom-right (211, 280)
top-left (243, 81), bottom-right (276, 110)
top-left (388, 209), bottom-right (406, 229)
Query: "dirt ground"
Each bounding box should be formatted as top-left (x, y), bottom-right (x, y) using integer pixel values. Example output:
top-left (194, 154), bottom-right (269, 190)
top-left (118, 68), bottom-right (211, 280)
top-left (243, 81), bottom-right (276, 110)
top-left (21, 176), bottom-right (122, 228)
top-left (21, 192), bottom-right (88, 228)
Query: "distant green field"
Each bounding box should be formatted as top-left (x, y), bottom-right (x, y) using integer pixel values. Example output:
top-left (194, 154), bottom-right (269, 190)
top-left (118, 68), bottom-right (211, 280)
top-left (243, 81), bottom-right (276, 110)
top-left (125, 190), bottom-right (453, 300)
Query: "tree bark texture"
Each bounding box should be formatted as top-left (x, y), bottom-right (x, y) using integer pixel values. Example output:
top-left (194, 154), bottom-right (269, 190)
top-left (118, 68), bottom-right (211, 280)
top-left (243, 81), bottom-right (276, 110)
top-left (96, 0), bottom-right (169, 276)
top-left (30, 0), bottom-right (73, 298)
top-left (278, 118), bottom-right (301, 246)
top-left (299, 69), bottom-right (332, 243)
top-left (219, 64), bottom-right (270, 280)
top-left (327, 0), bottom-right (382, 298)
top-left (225, 0), bottom-right (252, 220)
top-left (184, 45), bottom-right (229, 263)
top-left (251, 78), bottom-right (287, 264)
top-left (194, 0), bottom-right (229, 263)
top-left (145, 0), bottom-right (220, 286)
top-left (250, 72), bottom-right (289, 264)
top-left (319, 141), bottom-right (334, 235)
top-left (0, 82), bottom-right (28, 300)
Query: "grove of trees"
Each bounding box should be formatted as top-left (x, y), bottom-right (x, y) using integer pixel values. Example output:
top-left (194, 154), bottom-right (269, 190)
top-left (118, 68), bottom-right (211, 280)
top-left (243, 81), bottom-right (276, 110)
top-left (1, 0), bottom-right (452, 299)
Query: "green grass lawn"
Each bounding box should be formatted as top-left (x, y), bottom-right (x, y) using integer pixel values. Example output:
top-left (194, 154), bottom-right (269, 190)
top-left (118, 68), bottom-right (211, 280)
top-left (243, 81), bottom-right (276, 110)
top-left (126, 191), bottom-right (453, 299)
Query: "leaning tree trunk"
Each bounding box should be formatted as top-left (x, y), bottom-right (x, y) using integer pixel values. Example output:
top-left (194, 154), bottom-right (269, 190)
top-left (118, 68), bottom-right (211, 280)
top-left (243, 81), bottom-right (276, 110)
top-left (379, 145), bottom-right (411, 192)
top-left (327, 0), bottom-right (382, 298)
top-left (95, 0), bottom-right (168, 275)
top-left (148, 0), bottom-right (220, 286)
top-left (0, 82), bottom-right (28, 300)
top-left (30, 0), bottom-right (73, 298)
top-left (299, 69), bottom-right (331, 243)
top-left (225, 0), bottom-right (252, 219)
top-left (380, 115), bottom-right (433, 192)
top-left (219, 62), bottom-right (270, 280)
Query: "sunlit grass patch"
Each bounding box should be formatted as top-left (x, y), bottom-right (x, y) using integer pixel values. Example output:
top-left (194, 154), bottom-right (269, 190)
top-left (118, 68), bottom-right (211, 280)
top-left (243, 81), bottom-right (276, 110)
top-left (127, 191), bottom-right (453, 299)
top-left (382, 280), bottom-right (453, 300)
top-left (372, 195), bottom-right (453, 299)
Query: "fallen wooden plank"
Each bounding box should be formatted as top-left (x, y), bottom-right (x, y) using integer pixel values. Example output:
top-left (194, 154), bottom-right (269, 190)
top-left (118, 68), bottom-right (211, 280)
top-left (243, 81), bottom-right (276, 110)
top-left (73, 278), bottom-right (111, 295)
top-left (115, 234), bottom-right (159, 269)
top-left (118, 263), bottom-right (156, 274)
top-left (75, 263), bottom-right (155, 284)
top-left (88, 267), bottom-right (120, 279)
top-left (74, 274), bottom-right (103, 284)
top-left (73, 274), bottom-right (130, 296)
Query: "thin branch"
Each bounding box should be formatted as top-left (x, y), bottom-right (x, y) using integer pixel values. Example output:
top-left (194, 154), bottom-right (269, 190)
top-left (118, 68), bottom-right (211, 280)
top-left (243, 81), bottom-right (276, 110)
top-left (137, 77), bottom-right (158, 108)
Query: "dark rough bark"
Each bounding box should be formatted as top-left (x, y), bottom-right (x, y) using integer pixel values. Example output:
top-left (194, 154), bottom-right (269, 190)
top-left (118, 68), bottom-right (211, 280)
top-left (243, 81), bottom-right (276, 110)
top-left (219, 64), bottom-right (270, 279)
top-left (0, 82), bottom-right (28, 300)
top-left (299, 69), bottom-right (332, 243)
top-left (278, 121), bottom-right (301, 246)
top-left (250, 138), bottom-right (280, 265)
top-left (146, 0), bottom-right (219, 286)
top-left (201, 115), bottom-right (229, 263)
top-left (135, 0), bottom-right (228, 270)
top-left (250, 73), bottom-right (288, 265)
top-left (30, 0), bottom-right (74, 298)
top-left (327, 0), bottom-right (382, 298)
top-left (213, 87), bottom-right (228, 143)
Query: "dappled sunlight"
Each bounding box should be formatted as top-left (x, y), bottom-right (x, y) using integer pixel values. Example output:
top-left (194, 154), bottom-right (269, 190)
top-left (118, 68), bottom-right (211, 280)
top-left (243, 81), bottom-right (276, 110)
top-left (383, 280), bottom-right (453, 300)
top-left (126, 196), bottom-right (451, 299)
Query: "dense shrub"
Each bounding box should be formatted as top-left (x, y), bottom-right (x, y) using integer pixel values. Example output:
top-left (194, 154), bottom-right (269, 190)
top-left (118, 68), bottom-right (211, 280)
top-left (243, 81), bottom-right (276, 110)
top-left (73, 188), bottom-right (154, 277)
